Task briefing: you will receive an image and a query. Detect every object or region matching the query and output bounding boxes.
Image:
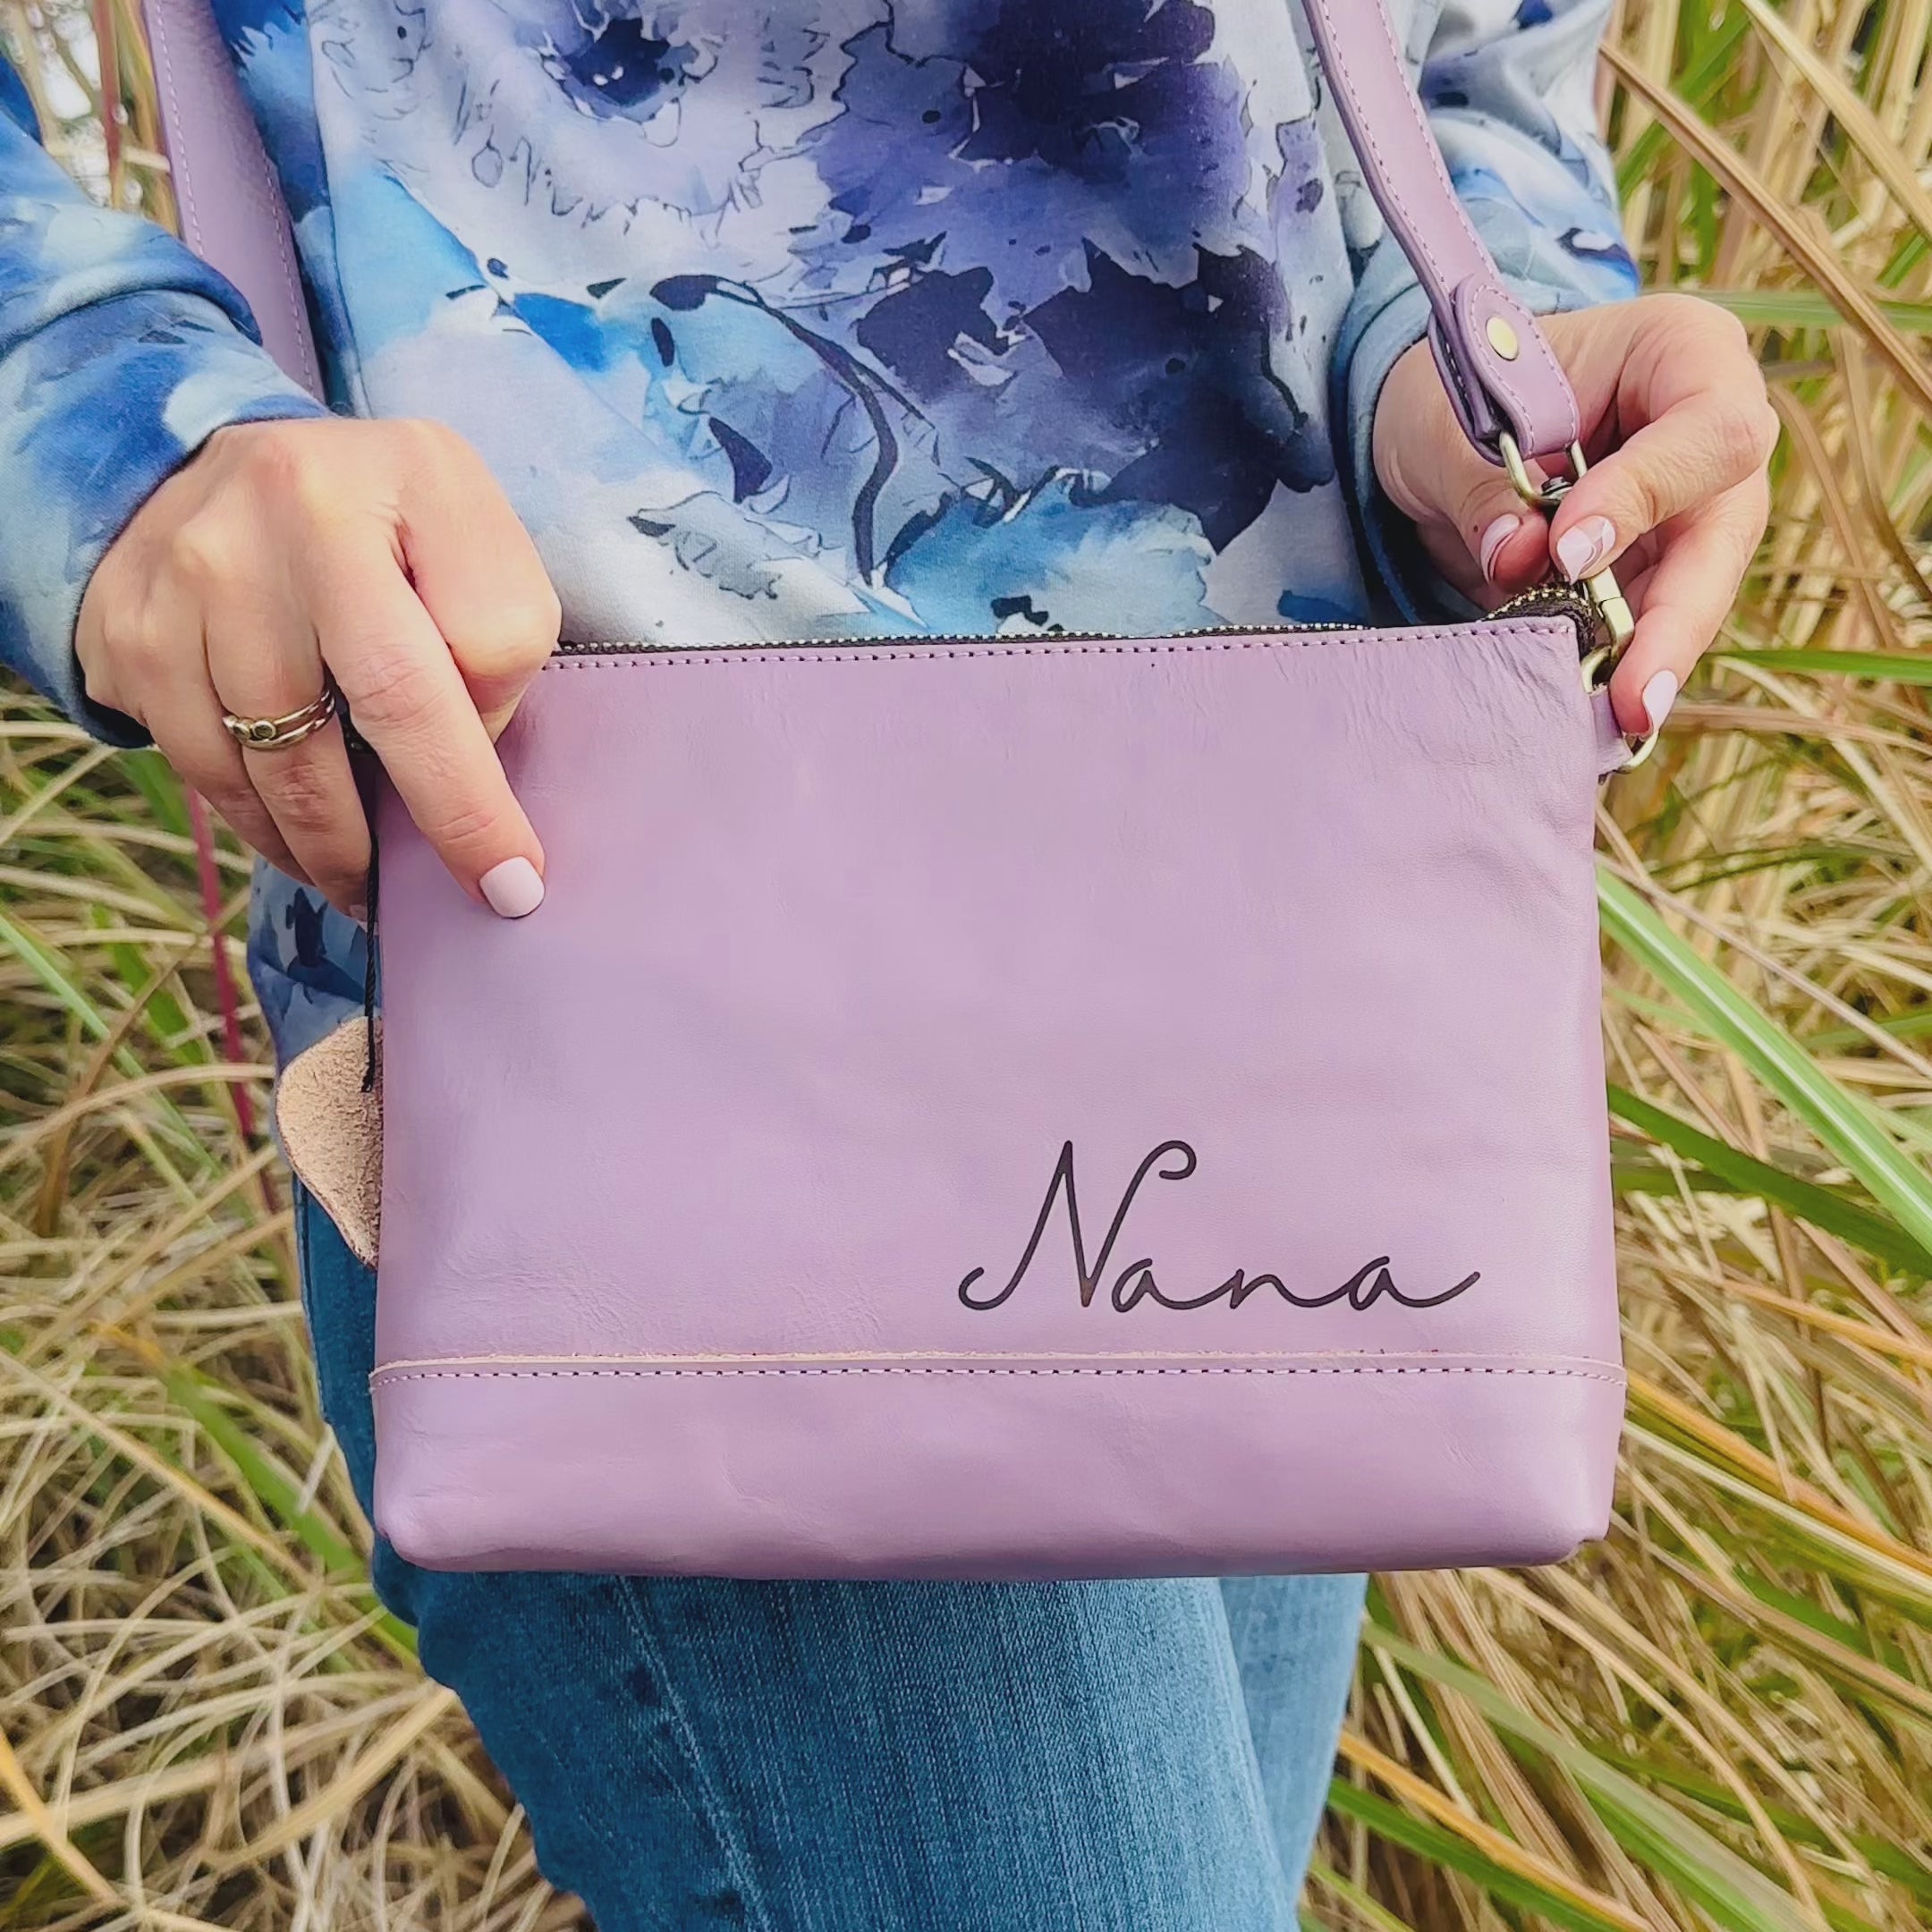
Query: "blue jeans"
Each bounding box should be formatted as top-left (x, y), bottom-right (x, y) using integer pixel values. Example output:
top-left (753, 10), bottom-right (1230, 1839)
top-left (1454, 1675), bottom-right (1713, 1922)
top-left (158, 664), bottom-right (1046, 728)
top-left (298, 1184), bottom-right (1364, 1928)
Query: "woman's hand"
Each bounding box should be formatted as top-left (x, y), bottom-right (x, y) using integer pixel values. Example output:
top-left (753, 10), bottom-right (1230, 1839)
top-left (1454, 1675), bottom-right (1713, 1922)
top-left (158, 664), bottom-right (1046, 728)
top-left (77, 416), bottom-right (561, 919)
top-left (1372, 292), bottom-right (1775, 737)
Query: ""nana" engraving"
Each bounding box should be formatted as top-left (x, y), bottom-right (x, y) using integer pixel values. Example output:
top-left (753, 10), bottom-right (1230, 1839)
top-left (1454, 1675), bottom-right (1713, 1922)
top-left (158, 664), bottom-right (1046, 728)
top-left (957, 1140), bottom-right (1480, 1314)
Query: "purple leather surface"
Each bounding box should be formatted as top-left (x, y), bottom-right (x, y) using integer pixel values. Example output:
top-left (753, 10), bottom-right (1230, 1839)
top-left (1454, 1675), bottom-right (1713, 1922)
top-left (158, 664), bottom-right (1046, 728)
top-left (149, 0), bottom-right (1580, 462)
top-left (373, 1358), bottom-right (1627, 1578)
top-left (140, 0), bottom-right (323, 396)
top-left (372, 622), bottom-right (1626, 1577)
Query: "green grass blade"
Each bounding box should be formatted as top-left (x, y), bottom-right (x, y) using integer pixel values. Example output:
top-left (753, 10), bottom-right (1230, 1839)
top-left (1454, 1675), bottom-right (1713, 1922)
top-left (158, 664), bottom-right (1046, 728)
top-left (1712, 648), bottom-right (1932, 683)
top-left (1576, 1746), bottom-right (1932, 1904)
top-left (1366, 1624), bottom-right (1814, 1932)
top-left (1697, 290), bottom-right (1932, 334)
top-left (0, 905), bottom-right (144, 1079)
top-left (1303, 1862), bottom-right (1419, 1932)
top-left (155, 1363), bottom-right (368, 1580)
top-left (1598, 869), bottom-right (1932, 1259)
top-left (1607, 1084), bottom-right (1932, 1275)
top-left (1322, 1783), bottom-right (1641, 1932)
top-left (117, 746), bottom-right (192, 841)
top-left (1801, 1009), bottom-right (1932, 1053)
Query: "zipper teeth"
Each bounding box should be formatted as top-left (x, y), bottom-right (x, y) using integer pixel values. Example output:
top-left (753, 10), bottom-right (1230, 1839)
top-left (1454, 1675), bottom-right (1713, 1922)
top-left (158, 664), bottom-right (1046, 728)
top-left (554, 586), bottom-right (1598, 657)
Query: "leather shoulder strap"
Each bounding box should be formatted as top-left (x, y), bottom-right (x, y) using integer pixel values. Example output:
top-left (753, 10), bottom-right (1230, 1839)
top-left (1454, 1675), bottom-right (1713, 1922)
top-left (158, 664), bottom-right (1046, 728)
top-left (1299, 0), bottom-right (1580, 462)
top-left (141, 0), bottom-right (1580, 460)
top-left (141, 0), bottom-right (324, 398)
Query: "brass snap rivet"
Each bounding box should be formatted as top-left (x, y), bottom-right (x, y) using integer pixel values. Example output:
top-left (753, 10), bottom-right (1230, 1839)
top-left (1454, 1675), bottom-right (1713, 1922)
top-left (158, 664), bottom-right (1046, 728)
top-left (1485, 315), bottom-right (1521, 360)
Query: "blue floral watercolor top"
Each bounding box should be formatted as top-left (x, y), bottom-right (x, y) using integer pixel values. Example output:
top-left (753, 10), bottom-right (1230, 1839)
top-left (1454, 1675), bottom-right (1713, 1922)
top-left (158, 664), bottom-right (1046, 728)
top-left (0, 0), bottom-right (1636, 1061)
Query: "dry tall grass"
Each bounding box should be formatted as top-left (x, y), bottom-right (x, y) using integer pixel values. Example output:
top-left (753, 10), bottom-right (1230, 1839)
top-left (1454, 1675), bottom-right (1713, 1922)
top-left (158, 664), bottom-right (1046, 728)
top-left (4, 0), bottom-right (1931, 1926)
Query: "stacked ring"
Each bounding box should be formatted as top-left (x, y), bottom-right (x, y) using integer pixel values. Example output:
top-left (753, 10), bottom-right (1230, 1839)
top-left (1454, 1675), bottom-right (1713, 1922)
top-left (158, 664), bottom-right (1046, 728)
top-left (222, 684), bottom-right (339, 751)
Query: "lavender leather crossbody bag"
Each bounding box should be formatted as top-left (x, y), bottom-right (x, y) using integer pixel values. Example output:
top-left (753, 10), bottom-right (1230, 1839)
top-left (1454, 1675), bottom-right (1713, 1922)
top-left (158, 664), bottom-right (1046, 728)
top-left (150, 0), bottom-right (1640, 1578)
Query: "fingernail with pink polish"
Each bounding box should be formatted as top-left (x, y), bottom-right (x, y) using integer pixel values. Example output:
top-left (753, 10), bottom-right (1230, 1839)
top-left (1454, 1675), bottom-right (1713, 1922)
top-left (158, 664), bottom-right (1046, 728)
top-left (1640, 669), bottom-right (1680, 733)
top-left (1555, 514), bottom-right (1616, 581)
top-left (1479, 514), bottom-right (1521, 582)
top-left (480, 856), bottom-right (545, 919)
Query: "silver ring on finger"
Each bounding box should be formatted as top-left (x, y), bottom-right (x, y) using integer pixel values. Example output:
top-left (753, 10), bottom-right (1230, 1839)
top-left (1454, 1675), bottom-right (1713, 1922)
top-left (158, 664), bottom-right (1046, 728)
top-left (223, 683), bottom-right (338, 752)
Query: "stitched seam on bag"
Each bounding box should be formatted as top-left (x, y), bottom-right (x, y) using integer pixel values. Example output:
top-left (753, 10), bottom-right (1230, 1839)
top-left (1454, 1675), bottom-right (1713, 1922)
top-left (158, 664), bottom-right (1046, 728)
top-left (370, 1364), bottom-right (1625, 1384)
top-left (543, 623), bottom-right (1572, 671)
top-left (377, 1347), bottom-right (1613, 1371)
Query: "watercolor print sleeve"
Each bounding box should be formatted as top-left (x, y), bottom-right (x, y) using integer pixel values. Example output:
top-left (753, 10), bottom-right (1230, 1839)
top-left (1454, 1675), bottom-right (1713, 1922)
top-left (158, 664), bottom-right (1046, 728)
top-left (1327, 0), bottom-right (1641, 619)
top-left (0, 52), bottom-right (326, 741)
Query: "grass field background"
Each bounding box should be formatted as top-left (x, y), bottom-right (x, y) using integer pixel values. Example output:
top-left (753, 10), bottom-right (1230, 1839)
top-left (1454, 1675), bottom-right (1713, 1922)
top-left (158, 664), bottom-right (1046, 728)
top-left (4, 0), bottom-right (1931, 1925)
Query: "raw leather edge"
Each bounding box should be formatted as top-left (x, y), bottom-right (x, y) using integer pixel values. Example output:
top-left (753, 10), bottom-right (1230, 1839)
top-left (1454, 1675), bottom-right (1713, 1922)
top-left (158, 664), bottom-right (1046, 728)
top-left (275, 1020), bottom-right (380, 1266)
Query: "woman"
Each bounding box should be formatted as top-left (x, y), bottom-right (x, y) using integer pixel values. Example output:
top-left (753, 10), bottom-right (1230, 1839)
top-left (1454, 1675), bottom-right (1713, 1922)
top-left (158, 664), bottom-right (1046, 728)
top-left (0, 0), bottom-right (1770, 1920)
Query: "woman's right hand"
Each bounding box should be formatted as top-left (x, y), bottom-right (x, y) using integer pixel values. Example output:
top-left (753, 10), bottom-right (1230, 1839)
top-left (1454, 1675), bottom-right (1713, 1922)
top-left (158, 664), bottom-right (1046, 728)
top-left (76, 416), bottom-right (561, 920)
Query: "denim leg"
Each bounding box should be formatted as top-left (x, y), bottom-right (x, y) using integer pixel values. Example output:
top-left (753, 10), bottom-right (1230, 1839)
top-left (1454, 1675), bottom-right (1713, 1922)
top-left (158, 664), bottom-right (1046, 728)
top-left (1221, 1573), bottom-right (1365, 1894)
top-left (297, 1184), bottom-right (1360, 1930)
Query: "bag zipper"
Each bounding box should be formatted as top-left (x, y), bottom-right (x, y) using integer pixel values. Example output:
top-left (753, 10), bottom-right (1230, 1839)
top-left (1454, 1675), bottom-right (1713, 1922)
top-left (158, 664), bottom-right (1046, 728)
top-left (554, 582), bottom-right (1605, 661)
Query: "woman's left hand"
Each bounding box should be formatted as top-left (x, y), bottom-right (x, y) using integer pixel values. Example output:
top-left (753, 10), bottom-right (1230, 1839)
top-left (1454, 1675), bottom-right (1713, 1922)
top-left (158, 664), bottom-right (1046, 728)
top-left (1371, 292), bottom-right (1776, 738)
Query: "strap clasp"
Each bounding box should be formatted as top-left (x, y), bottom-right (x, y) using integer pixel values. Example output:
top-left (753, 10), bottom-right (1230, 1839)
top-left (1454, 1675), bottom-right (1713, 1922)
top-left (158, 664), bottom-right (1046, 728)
top-left (1497, 432), bottom-right (1655, 770)
top-left (1496, 433), bottom-right (1635, 652)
